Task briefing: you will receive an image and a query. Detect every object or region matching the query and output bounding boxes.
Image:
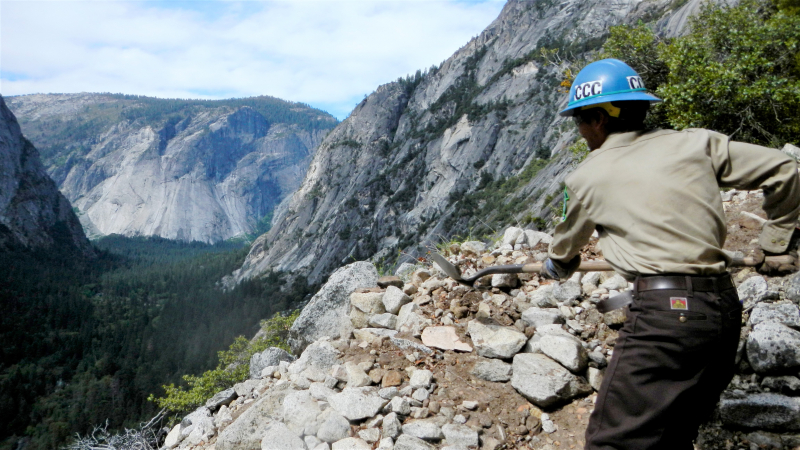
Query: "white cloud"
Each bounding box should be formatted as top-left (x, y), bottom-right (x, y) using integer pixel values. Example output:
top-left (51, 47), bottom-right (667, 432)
top-left (0, 0), bottom-right (505, 119)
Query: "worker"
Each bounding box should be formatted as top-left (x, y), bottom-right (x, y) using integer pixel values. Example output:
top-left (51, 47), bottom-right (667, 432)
top-left (540, 58), bottom-right (800, 449)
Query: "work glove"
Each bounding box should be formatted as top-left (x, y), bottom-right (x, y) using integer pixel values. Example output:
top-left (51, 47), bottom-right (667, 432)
top-left (541, 255), bottom-right (581, 280)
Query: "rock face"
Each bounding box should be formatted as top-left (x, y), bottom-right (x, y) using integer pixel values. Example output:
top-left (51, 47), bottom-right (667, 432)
top-left (0, 95), bottom-right (92, 255)
top-left (229, 0), bottom-right (669, 285)
top-left (7, 94), bottom-right (337, 243)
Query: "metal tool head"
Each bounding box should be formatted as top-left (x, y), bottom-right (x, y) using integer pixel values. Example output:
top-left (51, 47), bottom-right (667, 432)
top-left (430, 252), bottom-right (462, 281)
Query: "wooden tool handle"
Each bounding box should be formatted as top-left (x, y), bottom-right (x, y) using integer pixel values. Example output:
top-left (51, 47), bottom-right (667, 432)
top-left (521, 260), bottom-right (614, 273)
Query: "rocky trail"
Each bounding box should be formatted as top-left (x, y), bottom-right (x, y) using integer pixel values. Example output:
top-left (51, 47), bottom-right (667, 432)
top-left (161, 188), bottom-right (800, 450)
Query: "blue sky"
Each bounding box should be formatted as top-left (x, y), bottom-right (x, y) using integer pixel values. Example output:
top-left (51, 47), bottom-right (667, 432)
top-left (1, 0), bottom-right (505, 120)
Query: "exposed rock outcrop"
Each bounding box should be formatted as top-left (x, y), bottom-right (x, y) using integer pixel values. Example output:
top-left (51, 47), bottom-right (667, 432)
top-left (0, 95), bottom-right (92, 255)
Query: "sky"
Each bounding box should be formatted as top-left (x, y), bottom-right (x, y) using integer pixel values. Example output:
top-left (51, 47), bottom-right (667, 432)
top-left (0, 0), bottom-right (506, 120)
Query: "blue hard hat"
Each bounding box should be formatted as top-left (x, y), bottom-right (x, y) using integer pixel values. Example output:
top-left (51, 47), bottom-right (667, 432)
top-left (559, 58), bottom-right (662, 117)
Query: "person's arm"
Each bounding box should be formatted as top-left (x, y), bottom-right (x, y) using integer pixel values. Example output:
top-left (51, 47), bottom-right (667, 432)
top-left (709, 133), bottom-right (800, 253)
top-left (543, 185), bottom-right (596, 279)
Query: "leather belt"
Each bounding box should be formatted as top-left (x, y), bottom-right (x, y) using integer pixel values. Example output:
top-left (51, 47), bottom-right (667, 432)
top-left (636, 275), bottom-right (734, 293)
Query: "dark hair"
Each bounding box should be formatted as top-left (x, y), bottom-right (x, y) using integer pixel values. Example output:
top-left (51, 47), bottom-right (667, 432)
top-left (575, 101), bottom-right (651, 133)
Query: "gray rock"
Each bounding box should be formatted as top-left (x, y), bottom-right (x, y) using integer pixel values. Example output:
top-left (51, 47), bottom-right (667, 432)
top-left (216, 383), bottom-right (292, 450)
top-left (502, 227), bottom-right (524, 246)
top-left (738, 276), bottom-right (779, 308)
top-left (460, 241), bottom-right (486, 256)
top-left (351, 291), bottom-right (386, 315)
top-left (329, 387), bottom-right (387, 420)
top-left (750, 303), bottom-right (800, 329)
top-left (524, 230), bottom-right (552, 247)
top-left (309, 382), bottom-right (337, 401)
top-left (358, 428), bottom-right (381, 443)
top-left (581, 272), bottom-right (602, 286)
top-left (554, 281), bottom-right (582, 302)
top-left (600, 275), bottom-right (628, 291)
top-left (317, 412), bottom-right (352, 443)
top-left (259, 420), bottom-right (307, 450)
top-left (383, 412), bottom-right (402, 438)
top-left (530, 284), bottom-right (558, 308)
top-left (491, 273), bottom-right (519, 288)
top-left (782, 143), bottom-right (800, 159)
top-left (539, 335), bottom-right (588, 373)
top-left (180, 407), bottom-right (214, 445)
top-left (441, 423), bottom-right (479, 447)
top-left (587, 367), bottom-right (604, 391)
top-left (370, 313), bottom-right (399, 329)
top-left (521, 307), bottom-right (565, 329)
top-left (719, 393), bottom-right (800, 430)
top-left (345, 361), bottom-right (372, 388)
top-left (250, 347), bottom-right (296, 379)
top-left (747, 322), bottom-right (800, 373)
top-left (283, 390), bottom-right (323, 436)
top-left (409, 369), bottom-right (433, 389)
top-left (383, 286), bottom-right (412, 314)
top-left (377, 437), bottom-right (394, 450)
top-left (786, 272), bottom-right (800, 303)
top-left (761, 376), bottom-right (800, 395)
top-left (290, 340), bottom-right (342, 378)
top-left (511, 353), bottom-right (593, 408)
top-left (390, 337), bottom-right (433, 355)
top-left (470, 359), bottom-right (512, 382)
top-left (379, 387), bottom-right (399, 399)
top-left (205, 387), bottom-right (237, 410)
top-left (467, 320), bottom-right (527, 359)
top-left (412, 388), bottom-right (429, 402)
top-left (402, 420), bottom-right (443, 441)
top-left (305, 436), bottom-right (324, 450)
top-left (394, 435), bottom-right (436, 450)
top-left (396, 303), bottom-right (425, 335)
top-left (163, 424), bottom-right (182, 449)
top-left (389, 396), bottom-right (412, 415)
top-left (288, 261), bottom-right (379, 353)
top-left (331, 438), bottom-right (372, 450)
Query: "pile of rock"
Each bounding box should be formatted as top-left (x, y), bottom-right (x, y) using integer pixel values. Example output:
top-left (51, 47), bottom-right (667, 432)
top-left (161, 223), bottom-right (800, 450)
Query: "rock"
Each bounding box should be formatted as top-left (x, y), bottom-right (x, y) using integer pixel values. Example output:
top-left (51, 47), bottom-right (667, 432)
top-left (163, 424), bottom-right (182, 449)
top-left (283, 390), bottom-right (323, 436)
top-left (383, 286), bottom-right (412, 314)
top-left (521, 307), bottom-right (565, 329)
top-left (441, 423), bottom-right (479, 447)
top-left (738, 276), bottom-right (779, 308)
top-left (460, 241), bottom-right (486, 256)
top-left (412, 388), bottom-right (429, 402)
top-left (421, 326), bottom-right (472, 352)
top-left (205, 387), bottom-right (237, 410)
top-left (470, 359), bottom-right (513, 382)
top-left (409, 369), bottom-right (433, 389)
top-left (290, 340), bottom-right (342, 378)
top-left (214, 404), bottom-right (234, 429)
top-left (524, 230), bottom-right (552, 247)
top-left (180, 407), bottom-right (214, 445)
top-left (581, 272), bottom-right (602, 286)
top-left (383, 412), bottom-right (402, 438)
top-left (402, 420), bottom-right (443, 441)
top-left (782, 143), bottom-right (800, 159)
top-left (786, 272), bottom-right (800, 302)
top-left (329, 387), bottom-right (387, 420)
top-left (467, 320), bottom-right (527, 359)
top-left (530, 284), bottom-right (558, 308)
top-left (394, 434), bottom-right (436, 450)
top-left (351, 291), bottom-right (387, 315)
top-left (747, 322), bottom-right (800, 373)
top-left (600, 275), bottom-right (628, 291)
top-left (353, 328), bottom-right (398, 344)
top-left (390, 337), bottom-right (433, 355)
top-left (502, 227), bottom-right (524, 246)
top-left (332, 438), bottom-right (372, 450)
top-left (750, 302), bottom-right (800, 329)
top-left (358, 428), bottom-right (381, 443)
top-left (553, 281), bottom-right (582, 302)
top-left (350, 308), bottom-right (371, 329)
top-left (761, 376), bottom-right (800, 395)
top-left (511, 353), bottom-right (593, 408)
top-left (541, 413), bottom-right (558, 434)
top-left (491, 273), bottom-right (519, 288)
top-left (539, 335), bottom-right (588, 373)
top-left (288, 261), bottom-right (379, 354)
top-left (215, 383), bottom-right (292, 450)
top-left (317, 411), bottom-right (352, 443)
top-left (259, 420), bottom-right (307, 450)
top-left (411, 269), bottom-right (432, 286)
top-left (382, 371), bottom-right (403, 388)
top-left (370, 313), bottom-right (399, 329)
top-left (396, 263), bottom-right (417, 281)
top-left (310, 382), bottom-right (337, 401)
top-left (378, 276), bottom-right (404, 289)
top-left (389, 396), bottom-right (412, 415)
top-left (587, 367), bottom-right (604, 391)
top-left (305, 436), bottom-right (324, 450)
top-left (603, 309), bottom-right (627, 327)
top-left (377, 437), bottom-right (394, 450)
top-left (345, 361), bottom-right (372, 387)
top-left (250, 347), bottom-right (296, 379)
top-left (396, 303), bottom-right (425, 335)
top-left (719, 393), bottom-right (800, 431)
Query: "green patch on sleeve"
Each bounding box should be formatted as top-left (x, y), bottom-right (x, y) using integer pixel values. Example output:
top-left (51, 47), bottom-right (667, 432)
top-left (561, 187), bottom-right (569, 222)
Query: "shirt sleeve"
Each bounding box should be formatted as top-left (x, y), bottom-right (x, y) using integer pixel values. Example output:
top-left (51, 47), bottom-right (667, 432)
top-left (548, 185), bottom-right (597, 262)
top-left (708, 132), bottom-right (800, 253)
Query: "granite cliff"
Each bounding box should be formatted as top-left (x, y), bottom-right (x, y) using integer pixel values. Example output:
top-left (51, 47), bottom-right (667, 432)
top-left (230, 0), bottom-right (712, 285)
top-left (7, 94), bottom-right (337, 243)
top-left (0, 95), bottom-right (92, 255)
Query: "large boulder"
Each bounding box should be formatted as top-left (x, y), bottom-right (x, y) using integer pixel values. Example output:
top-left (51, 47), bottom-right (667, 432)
top-left (250, 347), bottom-right (296, 379)
top-left (288, 261), bottom-right (378, 353)
top-left (289, 340), bottom-right (342, 379)
top-left (539, 335), bottom-right (588, 373)
top-left (749, 303), bottom-right (800, 329)
top-left (215, 384), bottom-right (293, 450)
top-left (328, 387), bottom-right (388, 420)
top-left (259, 420), bottom-right (307, 450)
top-left (719, 393), bottom-right (800, 431)
top-left (467, 320), bottom-right (527, 359)
top-left (511, 353), bottom-right (592, 408)
top-left (282, 390), bottom-right (324, 436)
top-left (738, 276), bottom-right (779, 308)
top-left (746, 322), bottom-right (800, 373)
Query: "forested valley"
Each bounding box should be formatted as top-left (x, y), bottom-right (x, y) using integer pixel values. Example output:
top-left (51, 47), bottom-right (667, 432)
top-left (0, 235), bottom-right (314, 450)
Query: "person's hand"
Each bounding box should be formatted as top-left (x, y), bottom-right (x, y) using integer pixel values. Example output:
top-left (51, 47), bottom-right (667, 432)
top-left (540, 256), bottom-right (581, 280)
top-left (755, 246), bottom-right (799, 275)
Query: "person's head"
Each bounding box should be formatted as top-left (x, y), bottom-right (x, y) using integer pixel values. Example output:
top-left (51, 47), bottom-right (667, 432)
top-left (560, 59), bottom-right (661, 149)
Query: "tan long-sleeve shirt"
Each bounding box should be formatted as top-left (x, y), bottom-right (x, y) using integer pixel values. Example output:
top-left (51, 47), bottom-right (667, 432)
top-left (548, 129), bottom-right (800, 279)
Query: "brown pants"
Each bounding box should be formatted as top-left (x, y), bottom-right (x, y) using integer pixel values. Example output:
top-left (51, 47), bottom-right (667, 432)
top-left (585, 274), bottom-right (742, 450)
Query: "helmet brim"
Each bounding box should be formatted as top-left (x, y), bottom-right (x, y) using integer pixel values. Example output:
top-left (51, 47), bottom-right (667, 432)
top-left (559, 92), bottom-right (662, 117)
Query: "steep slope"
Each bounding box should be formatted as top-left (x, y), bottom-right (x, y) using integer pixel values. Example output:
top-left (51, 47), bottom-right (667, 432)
top-left (231, 0), bottom-right (697, 285)
top-left (0, 95), bottom-right (92, 255)
top-left (7, 94), bottom-right (337, 243)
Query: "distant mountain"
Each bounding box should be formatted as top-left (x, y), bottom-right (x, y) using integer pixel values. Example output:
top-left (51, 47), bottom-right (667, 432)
top-left (228, 0), bottom-right (713, 285)
top-left (0, 95), bottom-right (92, 255)
top-left (7, 94), bottom-right (338, 243)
